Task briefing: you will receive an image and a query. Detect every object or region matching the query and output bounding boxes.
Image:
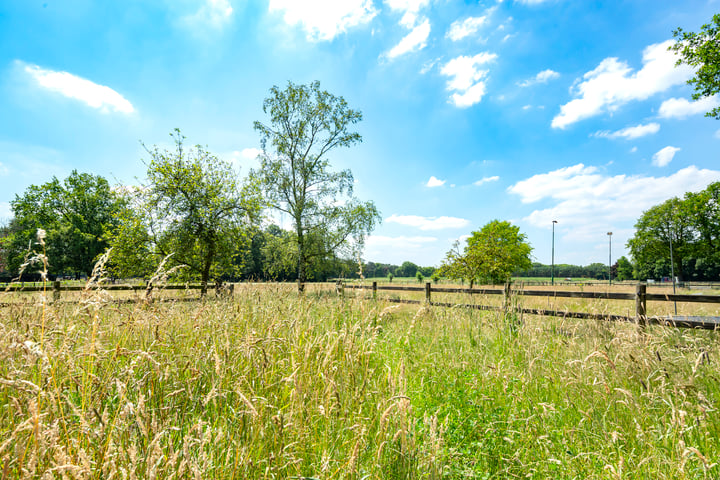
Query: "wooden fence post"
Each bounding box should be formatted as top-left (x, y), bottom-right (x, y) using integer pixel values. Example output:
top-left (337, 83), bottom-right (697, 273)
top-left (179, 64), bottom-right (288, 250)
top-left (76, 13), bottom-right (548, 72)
top-left (372, 281), bottom-right (377, 300)
top-left (503, 282), bottom-right (512, 312)
top-left (635, 283), bottom-right (647, 329)
top-left (425, 282), bottom-right (431, 304)
top-left (53, 280), bottom-right (61, 302)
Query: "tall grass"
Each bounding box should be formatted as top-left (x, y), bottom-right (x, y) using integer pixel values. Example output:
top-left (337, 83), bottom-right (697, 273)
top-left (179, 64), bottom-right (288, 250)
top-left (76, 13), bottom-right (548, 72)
top-left (1, 279), bottom-right (719, 478)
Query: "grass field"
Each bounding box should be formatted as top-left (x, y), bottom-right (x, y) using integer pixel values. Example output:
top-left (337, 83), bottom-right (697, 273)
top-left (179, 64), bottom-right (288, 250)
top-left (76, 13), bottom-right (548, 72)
top-left (2, 282), bottom-right (720, 478)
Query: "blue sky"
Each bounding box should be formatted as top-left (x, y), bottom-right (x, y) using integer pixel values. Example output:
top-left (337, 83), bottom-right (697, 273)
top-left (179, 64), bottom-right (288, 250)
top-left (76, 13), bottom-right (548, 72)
top-left (2, 0), bottom-right (720, 268)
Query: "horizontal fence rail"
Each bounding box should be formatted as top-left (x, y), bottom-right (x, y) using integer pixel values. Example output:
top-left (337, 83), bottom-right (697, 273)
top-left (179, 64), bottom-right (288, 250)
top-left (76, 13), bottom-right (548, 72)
top-left (342, 281), bottom-right (720, 330)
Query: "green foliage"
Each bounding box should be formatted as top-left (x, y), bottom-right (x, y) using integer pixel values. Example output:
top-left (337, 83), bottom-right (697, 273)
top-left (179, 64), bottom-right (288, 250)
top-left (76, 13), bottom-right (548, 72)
top-left (615, 256), bottom-right (635, 281)
top-left (2, 170), bottom-right (124, 278)
top-left (672, 14), bottom-right (720, 119)
top-left (416, 271), bottom-right (423, 283)
top-left (109, 130), bottom-right (261, 292)
top-left (252, 81), bottom-right (381, 290)
top-left (441, 220), bottom-right (533, 285)
top-left (627, 183), bottom-right (720, 280)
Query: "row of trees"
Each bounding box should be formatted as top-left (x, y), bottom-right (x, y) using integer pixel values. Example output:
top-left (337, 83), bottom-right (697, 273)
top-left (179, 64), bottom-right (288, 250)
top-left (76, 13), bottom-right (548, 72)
top-left (0, 82), bottom-right (380, 293)
top-left (628, 182), bottom-right (720, 281)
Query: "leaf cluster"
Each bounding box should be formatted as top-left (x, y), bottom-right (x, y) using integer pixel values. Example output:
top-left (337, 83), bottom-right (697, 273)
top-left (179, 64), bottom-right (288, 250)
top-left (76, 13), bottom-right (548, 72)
top-left (672, 14), bottom-right (720, 119)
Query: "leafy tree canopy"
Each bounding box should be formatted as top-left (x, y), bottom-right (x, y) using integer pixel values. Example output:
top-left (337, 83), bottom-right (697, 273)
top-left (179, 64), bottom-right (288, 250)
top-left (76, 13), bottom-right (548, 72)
top-left (251, 81), bottom-right (380, 291)
top-left (627, 182), bottom-right (720, 281)
top-left (440, 220), bottom-right (533, 285)
top-left (109, 130), bottom-right (261, 294)
top-left (3, 170), bottom-right (124, 278)
top-left (672, 14), bottom-right (720, 119)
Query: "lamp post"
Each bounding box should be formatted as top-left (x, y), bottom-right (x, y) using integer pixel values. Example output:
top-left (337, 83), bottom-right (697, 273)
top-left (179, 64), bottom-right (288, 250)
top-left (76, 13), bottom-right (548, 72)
top-left (669, 227), bottom-right (677, 316)
top-left (551, 220), bottom-right (557, 286)
top-left (607, 231), bottom-right (613, 285)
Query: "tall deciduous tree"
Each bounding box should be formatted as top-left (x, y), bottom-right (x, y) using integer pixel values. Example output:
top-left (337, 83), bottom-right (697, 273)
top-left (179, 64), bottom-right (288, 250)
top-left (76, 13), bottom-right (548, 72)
top-left (627, 197), bottom-right (694, 281)
top-left (110, 130), bottom-right (261, 295)
top-left (672, 14), bottom-right (720, 119)
top-left (252, 81), bottom-right (380, 292)
top-left (3, 170), bottom-right (124, 278)
top-left (440, 220), bottom-right (533, 285)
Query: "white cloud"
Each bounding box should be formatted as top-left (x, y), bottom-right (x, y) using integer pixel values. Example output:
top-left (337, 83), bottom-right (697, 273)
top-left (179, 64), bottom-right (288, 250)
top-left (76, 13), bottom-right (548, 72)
top-left (269, 0), bottom-right (377, 41)
top-left (552, 41), bottom-right (694, 129)
top-left (715, 129), bottom-right (720, 139)
top-left (473, 176), bottom-right (499, 186)
top-left (446, 16), bottom-right (488, 41)
top-left (0, 162), bottom-right (8, 176)
top-left (652, 146), bottom-right (680, 167)
top-left (366, 235), bottom-right (437, 249)
top-left (24, 63), bottom-right (134, 114)
top-left (518, 69), bottom-right (560, 87)
top-left (508, 163), bottom-right (720, 243)
top-left (593, 122), bottom-right (660, 140)
top-left (227, 147), bottom-right (262, 172)
top-left (0, 202), bottom-right (11, 220)
top-left (384, 18), bottom-right (431, 59)
top-left (386, 214), bottom-right (470, 230)
top-left (426, 176), bottom-right (445, 187)
top-left (658, 96), bottom-right (720, 119)
top-left (440, 52), bottom-right (498, 108)
top-left (182, 0), bottom-right (233, 29)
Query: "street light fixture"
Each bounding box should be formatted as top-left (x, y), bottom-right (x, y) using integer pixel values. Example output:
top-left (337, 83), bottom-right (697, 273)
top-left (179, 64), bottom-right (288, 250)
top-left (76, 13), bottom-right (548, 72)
top-left (607, 232), bottom-right (613, 285)
top-left (551, 220), bottom-right (558, 286)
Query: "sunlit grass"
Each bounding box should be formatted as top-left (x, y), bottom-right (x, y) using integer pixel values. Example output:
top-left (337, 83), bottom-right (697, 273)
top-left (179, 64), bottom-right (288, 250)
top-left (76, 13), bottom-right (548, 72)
top-left (1, 284), bottom-right (719, 478)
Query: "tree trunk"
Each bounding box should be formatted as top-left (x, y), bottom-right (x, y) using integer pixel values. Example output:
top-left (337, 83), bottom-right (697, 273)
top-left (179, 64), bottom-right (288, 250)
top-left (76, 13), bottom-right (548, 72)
top-left (297, 229), bottom-right (306, 294)
top-left (200, 240), bottom-right (216, 297)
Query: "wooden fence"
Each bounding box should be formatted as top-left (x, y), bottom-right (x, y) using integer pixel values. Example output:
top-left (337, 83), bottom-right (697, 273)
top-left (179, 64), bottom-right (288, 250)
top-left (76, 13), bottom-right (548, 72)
top-left (1, 281), bottom-right (232, 305)
top-left (342, 281), bottom-right (720, 330)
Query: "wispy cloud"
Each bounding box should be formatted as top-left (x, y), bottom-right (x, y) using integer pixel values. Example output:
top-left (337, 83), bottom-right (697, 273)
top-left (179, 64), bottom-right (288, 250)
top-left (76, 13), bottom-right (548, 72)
top-left (182, 0), bottom-right (233, 30)
top-left (386, 214), bottom-right (470, 230)
top-left (0, 202), bottom-right (11, 220)
top-left (441, 52), bottom-right (497, 108)
top-left (652, 146), bottom-right (680, 167)
top-left (473, 175), bottom-right (499, 186)
top-left (508, 163), bottom-right (720, 245)
top-left (269, 0), bottom-right (377, 41)
top-left (384, 19), bottom-right (431, 59)
top-left (23, 63), bottom-right (134, 114)
top-left (658, 96), bottom-right (720, 119)
top-left (593, 122), bottom-right (660, 140)
top-left (518, 69), bottom-right (559, 87)
top-left (426, 175), bottom-right (445, 187)
top-left (446, 16), bottom-right (488, 41)
top-left (366, 235), bottom-right (437, 248)
top-left (552, 41), bottom-right (693, 129)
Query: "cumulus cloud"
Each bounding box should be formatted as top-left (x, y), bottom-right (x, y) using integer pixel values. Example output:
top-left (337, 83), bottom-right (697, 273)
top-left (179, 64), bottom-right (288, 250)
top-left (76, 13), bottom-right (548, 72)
top-left (182, 0), bottom-right (233, 29)
top-left (440, 52), bottom-right (498, 108)
top-left (593, 122), bottom-right (660, 140)
top-left (269, 0), bottom-right (377, 41)
top-left (426, 176), bottom-right (445, 187)
top-left (552, 41), bottom-right (694, 129)
top-left (227, 147), bottom-right (262, 171)
top-left (446, 16), bottom-right (488, 41)
top-left (518, 69), bottom-right (560, 87)
top-left (384, 19), bottom-right (431, 59)
top-left (658, 96), bottom-right (720, 119)
top-left (386, 214), bottom-right (470, 230)
top-left (0, 162), bottom-right (8, 176)
top-left (507, 163), bottom-right (720, 242)
top-left (473, 176), bottom-right (499, 186)
top-left (652, 146), bottom-right (680, 167)
top-left (23, 63), bottom-right (134, 114)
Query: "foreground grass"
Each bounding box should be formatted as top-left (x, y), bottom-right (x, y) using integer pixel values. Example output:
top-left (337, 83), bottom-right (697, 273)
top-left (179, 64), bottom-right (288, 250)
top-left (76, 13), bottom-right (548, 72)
top-left (1, 286), bottom-right (719, 478)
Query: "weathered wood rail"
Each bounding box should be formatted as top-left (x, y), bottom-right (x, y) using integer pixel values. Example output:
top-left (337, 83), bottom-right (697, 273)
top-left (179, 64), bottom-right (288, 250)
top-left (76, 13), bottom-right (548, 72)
top-left (342, 282), bottom-right (720, 330)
